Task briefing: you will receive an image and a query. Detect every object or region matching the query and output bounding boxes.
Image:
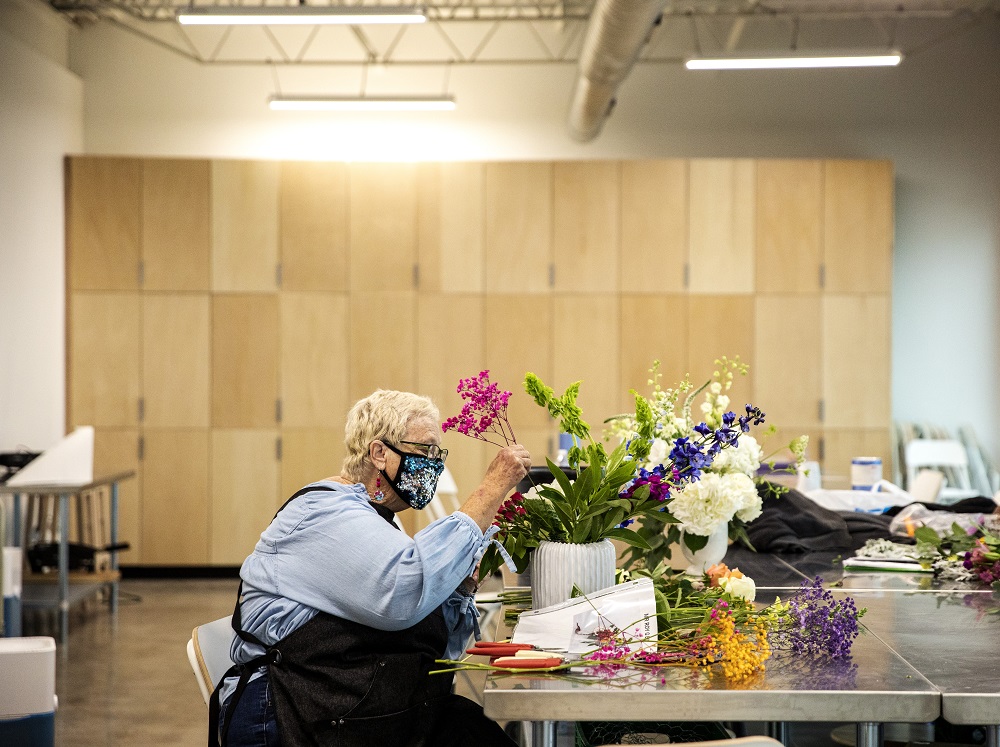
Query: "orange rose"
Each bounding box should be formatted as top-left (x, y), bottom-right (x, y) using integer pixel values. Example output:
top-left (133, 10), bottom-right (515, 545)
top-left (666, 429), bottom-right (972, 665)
top-left (706, 563), bottom-right (730, 587)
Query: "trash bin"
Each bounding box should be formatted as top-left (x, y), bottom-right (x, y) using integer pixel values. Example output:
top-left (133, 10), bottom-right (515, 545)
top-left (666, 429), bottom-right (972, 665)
top-left (0, 636), bottom-right (56, 746)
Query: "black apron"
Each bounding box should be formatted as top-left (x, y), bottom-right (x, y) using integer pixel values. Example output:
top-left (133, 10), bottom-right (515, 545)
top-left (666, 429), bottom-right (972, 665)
top-left (209, 486), bottom-right (457, 747)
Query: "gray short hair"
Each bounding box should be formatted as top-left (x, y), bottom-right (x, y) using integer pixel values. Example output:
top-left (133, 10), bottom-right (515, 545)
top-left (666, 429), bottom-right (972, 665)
top-left (341, 390), bottom-right (440, 481)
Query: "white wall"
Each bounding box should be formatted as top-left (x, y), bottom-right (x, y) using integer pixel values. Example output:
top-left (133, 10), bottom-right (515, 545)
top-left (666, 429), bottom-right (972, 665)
top-left (41, 14), bottom-right (1000, 465)
top-left (0, 0), bottom-right (83, 452)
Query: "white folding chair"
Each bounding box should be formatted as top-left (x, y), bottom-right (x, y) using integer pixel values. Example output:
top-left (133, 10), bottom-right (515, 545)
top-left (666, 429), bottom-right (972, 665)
top-left (187, 616), bottom-right (236, 705)
top-left (904, 439), bottom-right (978, 504)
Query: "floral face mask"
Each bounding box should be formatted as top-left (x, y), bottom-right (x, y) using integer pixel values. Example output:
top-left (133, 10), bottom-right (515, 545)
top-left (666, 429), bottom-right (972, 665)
top-left (379, 442), bottom-right (445, 510)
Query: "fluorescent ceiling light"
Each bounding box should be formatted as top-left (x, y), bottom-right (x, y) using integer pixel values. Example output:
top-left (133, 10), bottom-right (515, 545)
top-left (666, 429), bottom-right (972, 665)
top-left (177, 6), bottom-right (426, 25)
top-left (685, 51), bottom-right (903, 70)
top-left (269, 95), bottom-right (456, 111)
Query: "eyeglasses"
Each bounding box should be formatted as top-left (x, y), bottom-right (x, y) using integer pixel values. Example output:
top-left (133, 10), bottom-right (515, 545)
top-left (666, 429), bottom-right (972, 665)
top-left (397, 440), bottom-right (448, 463)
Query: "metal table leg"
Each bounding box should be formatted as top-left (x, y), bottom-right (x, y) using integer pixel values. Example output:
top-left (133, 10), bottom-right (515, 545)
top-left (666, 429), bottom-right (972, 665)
top-left (986, 724), bottom-right (998, 747)
top-left (766, 722), bottom-right (788, 744)
top-left (110, 482), bottom-right (119, 614)
top-left (530, 720), bottom-right (556, 747)
top-left (856, 722), bottom-right (884, 747)
top-left (59, 493), bottom-right (69, 647)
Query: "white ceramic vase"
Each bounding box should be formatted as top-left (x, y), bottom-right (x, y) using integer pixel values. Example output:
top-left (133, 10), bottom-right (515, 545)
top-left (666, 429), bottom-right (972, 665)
top-left (531, 539), bottom-right (616, 610)
top-left (680, 524), bottom-right (729, 576)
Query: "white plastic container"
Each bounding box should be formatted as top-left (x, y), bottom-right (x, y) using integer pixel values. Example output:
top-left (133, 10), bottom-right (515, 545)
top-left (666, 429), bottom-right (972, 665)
top-left (851, 457), bottom-right (883, 491)
top-left (0, 636), bottom-right (56, 746)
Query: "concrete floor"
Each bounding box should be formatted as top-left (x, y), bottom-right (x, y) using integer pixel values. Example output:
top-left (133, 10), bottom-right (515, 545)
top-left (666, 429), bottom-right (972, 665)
top-left (29, 580), bottom-right (974, 746)
top-left (32, 578), bottom-right (491, 746)
top-left (39, 579), bottom-right (236, 746)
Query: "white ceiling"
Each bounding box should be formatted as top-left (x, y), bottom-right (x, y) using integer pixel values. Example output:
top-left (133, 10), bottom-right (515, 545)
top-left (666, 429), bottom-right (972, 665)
top-left (47, 0), bottom-right (1000, 66)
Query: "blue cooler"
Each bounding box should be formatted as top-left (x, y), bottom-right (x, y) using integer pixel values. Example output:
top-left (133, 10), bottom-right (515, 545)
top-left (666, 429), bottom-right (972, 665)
top-left (0, 637), bottom-right (56, 746)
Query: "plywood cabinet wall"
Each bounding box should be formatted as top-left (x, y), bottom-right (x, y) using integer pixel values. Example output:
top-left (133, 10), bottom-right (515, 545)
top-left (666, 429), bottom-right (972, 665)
top-left (67, 156), bottom-right (893, 565)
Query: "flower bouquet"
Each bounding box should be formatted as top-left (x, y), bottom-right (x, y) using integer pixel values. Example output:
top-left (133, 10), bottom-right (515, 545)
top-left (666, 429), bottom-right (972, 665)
top-left (442, 364), bottom-right (775, 584)
top-left (607, 358), bottom-right (808, 571)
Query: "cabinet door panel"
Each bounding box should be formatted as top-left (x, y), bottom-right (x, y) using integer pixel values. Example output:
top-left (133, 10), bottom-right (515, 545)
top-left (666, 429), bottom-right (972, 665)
top-left (212, 294), bottom-right (279, 428)
top-left (142, 159), bottom-right (211, 291)
top-left (620, 160), bottom-right (687, 293)
top-left (756, 160), bottom-right (822, 293)
top-left (418, 163), bottom-right (485, 293)
top-left (755, 295), bottom-right (822, 429)
top-left (553, 295), bottom-right (620, 425)
top-left (687, 295), bottom-right (755, 401)
top-left (280, 162), bottom-right (348, 292)
top-left (143, 294), bottom-right (210, 427)
top-left (417, 294), bottom-right (487, 499)
top-left (689, 159), bottom-right (755, 294)
top-left (485, 163), bottom-right (552, 293)
top-left (280, 429), bottom-right (345, 500)
top-left (350, 164), bottom-right (417, 292)
top-left (824, 160), bottom-right (894, 293)
top-left (485, 295), bottom-right (553, 429)
top-left (822, 428), bottom-right (892, 487)
top-left (763, 424), bottom-right (824, 470)
top-left (349, 292), bottom-right (416, 403)
top-left (141, 429), bottom-right (210, 564)
top-left (280, 293), bottom-right (349, 428)
top-left (94, 429), bottom-right (141, 564)
top-left (553, 162), bottom-right (620, 292)
top-left (212, 160), bottom-right (279, 292)
top-left (620, 295), bottom-right (688, 411)
top-left (211, 430), bottom-right (280, 565)
top-left (822, 295), bottom-right (891, 428)
top-left (69, 292), bottom-right (141, 428)
top-left (416, 294), bottom-right (485, 405)
top-left (67, 157), bottom-right (142, 291)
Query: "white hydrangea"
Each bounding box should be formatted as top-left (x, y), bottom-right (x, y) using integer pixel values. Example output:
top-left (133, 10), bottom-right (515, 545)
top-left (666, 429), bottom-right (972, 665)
top-left (711, 435), bottom-right (762, 477)
top-left (731, 472), bottom-right (763, 523)
top-left (646, 438), bottom-right (669, 468)
top-left (668, 472), bottom-right (759, 536)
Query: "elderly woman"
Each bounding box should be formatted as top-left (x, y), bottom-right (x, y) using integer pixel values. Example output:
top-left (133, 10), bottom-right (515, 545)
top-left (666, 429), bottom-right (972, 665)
top-left (212, 389), bottom-right (531, 747)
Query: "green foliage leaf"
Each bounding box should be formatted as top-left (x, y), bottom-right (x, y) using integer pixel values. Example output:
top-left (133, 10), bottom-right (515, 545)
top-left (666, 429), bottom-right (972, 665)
top-left (605, 527), bottom-right (652, 549)
top-left (914, 525), bottom-right (942, 547)
top-left (682, 532), bottom-right (709, 553)
top-left (572, 517), bottom-right (594, 543)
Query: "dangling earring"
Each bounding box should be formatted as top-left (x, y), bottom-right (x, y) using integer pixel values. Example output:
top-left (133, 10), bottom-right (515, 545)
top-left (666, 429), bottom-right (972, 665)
top-left (373, 474), bottom-right (385, 501)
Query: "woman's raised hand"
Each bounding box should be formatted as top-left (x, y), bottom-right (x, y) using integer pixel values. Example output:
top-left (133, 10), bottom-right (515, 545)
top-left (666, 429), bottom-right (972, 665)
top-left (459, 445), bottom-right (532, 531)
top-left (483, 444), bottom-right (532, 495)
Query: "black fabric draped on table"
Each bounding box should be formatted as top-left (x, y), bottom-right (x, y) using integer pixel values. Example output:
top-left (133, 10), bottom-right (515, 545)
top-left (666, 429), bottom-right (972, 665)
top-left (745, 485), bottom-right (893, 553)
top-left (745, 485), bottom-right (998, 554)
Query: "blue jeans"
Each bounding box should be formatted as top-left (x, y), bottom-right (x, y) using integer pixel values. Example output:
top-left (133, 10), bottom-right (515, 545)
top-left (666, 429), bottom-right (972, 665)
top-left (219, 670), bottom-right (280, 747)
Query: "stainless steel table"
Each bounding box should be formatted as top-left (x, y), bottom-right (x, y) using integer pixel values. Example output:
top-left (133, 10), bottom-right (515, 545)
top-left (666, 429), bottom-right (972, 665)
top-left (0, 472), bottom-right (133, 646)
top-left (836, 589), bottom-right (1000, 747)
top-left (484, 599), bottom-right (939, 747)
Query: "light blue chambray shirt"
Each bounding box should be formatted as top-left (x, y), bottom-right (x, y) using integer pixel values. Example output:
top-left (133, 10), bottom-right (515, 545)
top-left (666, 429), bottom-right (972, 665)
top-left (219, 480), bottom-right (490, 707)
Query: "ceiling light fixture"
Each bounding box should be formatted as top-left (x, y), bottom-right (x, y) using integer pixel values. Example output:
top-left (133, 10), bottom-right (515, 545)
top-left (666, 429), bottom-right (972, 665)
top-left (685, 51), bottom-right (903, 70)
top-left (177, 5), bottom-right (426, 26)
top-left (268, 95), bottom-right (456, 111)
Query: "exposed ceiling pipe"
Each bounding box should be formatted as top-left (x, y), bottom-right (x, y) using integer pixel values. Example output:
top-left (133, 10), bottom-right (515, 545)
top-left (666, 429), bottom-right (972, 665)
top-left (567, 0), bottom-right (668, 142)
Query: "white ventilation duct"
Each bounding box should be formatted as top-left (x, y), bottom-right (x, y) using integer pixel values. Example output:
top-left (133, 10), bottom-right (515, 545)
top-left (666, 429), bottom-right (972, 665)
top-left (568, 0), bottom-right (668, 142)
